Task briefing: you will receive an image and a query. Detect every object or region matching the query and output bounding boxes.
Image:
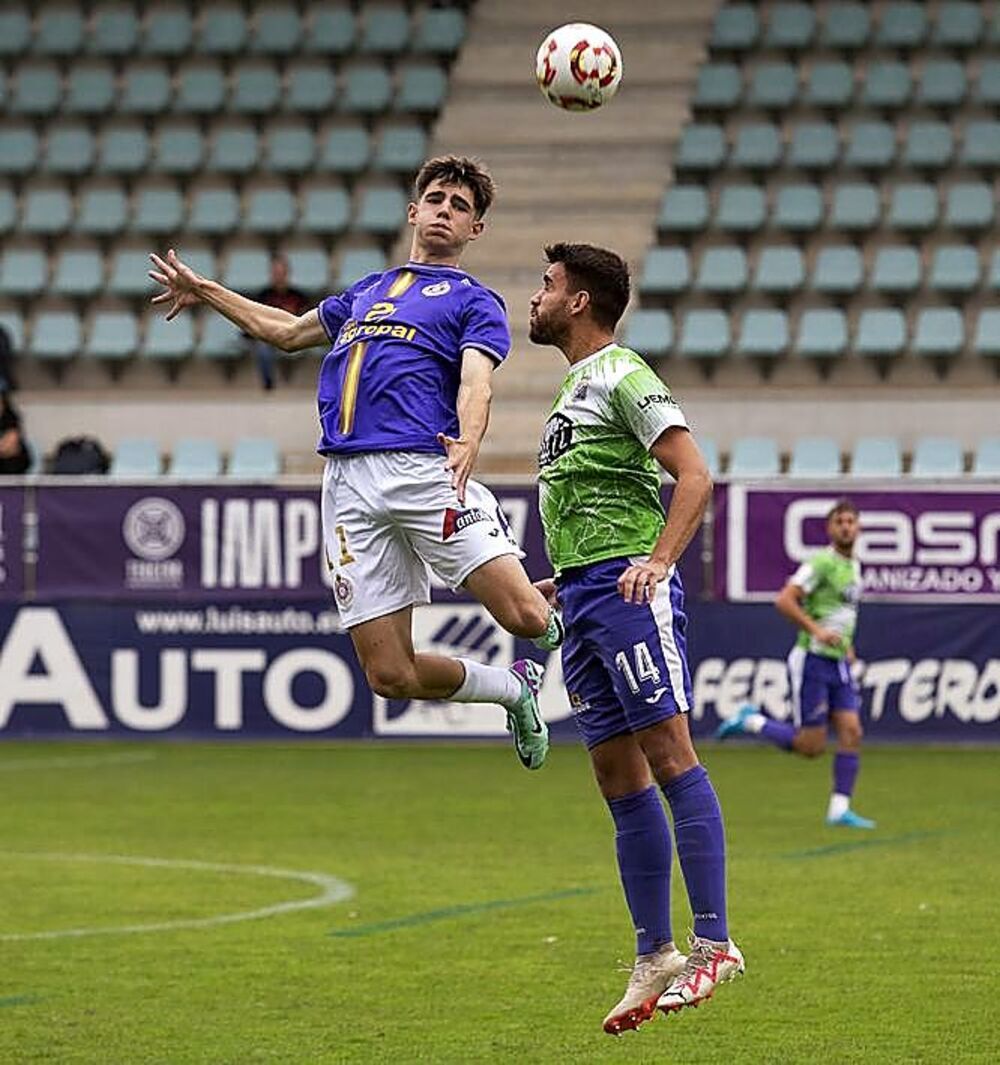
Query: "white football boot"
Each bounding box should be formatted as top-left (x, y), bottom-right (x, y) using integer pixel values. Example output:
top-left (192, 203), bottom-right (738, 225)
top-left (657, 934), bottom-right (745, 1014)
top-left (602, 944), bottom-right (687, 1035)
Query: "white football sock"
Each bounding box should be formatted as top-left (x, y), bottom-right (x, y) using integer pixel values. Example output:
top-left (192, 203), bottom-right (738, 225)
top-left (827, 793), bottom-right (850, 820)
top-left (451, 658), bottom-right (521, 707)
top-left (742, 712), bottom-right (768, 734)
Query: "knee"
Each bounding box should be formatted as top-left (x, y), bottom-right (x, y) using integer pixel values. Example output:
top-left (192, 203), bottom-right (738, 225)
top-left (499, 596), bottom-right (550, 639)
top-left (365, 663), bottom-right (417, 700)
top-left (796, 737), bottom-right (827, 759)
top-left (839, 725), bottom-right (863, 751)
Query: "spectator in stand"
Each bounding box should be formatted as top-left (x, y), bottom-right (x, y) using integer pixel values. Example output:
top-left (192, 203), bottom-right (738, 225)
top-left (0, 391), bottom-right (30, 475)
top-left (250, 255), bottom-right (312, 390)
top-left (0, 321), bottom-right (18, 393)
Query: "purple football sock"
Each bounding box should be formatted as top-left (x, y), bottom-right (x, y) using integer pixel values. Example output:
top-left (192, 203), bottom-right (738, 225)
top-left (606, 786), bottom-right (673, 955)
top-left (761, 719), bottom-right (796, 750)
top-left (662, 765), bottom-right (729, 942)
top-left (833, 750), bottom-right (860, 797)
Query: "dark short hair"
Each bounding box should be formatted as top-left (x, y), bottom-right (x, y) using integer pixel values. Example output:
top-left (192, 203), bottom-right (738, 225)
top-left (543, 243), bottom-right (631, 330)
top-left (414, 155), bottom-right (496, 218)
top-left (827, 498), bottom-right (859, 521)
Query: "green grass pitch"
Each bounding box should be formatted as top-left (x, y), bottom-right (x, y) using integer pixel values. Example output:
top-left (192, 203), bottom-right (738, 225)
top-left (1, 742), bottom-right (997, 1064)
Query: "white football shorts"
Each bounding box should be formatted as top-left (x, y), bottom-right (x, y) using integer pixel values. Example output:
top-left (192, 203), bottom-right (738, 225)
top-left (320, 451), bottom-right (524, 627)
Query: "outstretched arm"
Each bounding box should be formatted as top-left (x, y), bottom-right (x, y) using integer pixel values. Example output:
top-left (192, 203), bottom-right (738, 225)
top-left (149, 248), bottom-right (327, 352)
top-left (437, 347), bottom-right (494, 504)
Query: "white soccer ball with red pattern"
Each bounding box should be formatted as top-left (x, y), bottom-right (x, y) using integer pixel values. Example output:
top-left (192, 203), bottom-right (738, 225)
top-left (535, 23), bottom-right (623, 112)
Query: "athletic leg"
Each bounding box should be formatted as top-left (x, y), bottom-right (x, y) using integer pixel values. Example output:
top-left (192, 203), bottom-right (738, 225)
top-left (827, 708), bottom-right (875, 828)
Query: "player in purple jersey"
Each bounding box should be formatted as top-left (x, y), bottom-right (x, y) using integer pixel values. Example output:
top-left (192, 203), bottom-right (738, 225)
top-left (149, 156), bottom-right (561, 770)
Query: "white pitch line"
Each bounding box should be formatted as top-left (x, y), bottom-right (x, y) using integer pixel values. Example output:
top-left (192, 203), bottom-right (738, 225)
top-left (0, 752), bottom-right (157, 772)
top-left (0, 853), bottom-right (355, 942)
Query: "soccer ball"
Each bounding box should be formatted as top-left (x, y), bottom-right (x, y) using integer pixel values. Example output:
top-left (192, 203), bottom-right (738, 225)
top-left (535, 23), bottom-right (623, 112)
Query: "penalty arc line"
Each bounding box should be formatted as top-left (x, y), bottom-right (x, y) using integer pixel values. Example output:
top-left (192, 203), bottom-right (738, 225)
top-left (0, 853), bottom-right (355, 942)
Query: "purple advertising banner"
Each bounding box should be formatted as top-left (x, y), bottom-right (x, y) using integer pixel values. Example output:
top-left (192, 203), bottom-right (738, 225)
top-left (717, 483), bottom-right (1000, 603)
top-left (0, 486), bottom-right (24, 601)
top-left (32, 482), bottom-right (703, 604)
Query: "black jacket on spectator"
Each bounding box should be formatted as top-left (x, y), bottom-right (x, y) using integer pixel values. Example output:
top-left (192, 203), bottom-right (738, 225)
top-left (0, 393), bottom-right (29, 475)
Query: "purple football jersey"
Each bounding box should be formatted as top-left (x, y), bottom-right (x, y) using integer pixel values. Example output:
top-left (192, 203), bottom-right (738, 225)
top-left (315, 263), bottom-right (510, 455)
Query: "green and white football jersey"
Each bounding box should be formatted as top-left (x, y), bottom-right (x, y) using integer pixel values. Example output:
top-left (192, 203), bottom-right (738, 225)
top-left (790, 547), bottom-right (862, 659)
top-left (537, 343), bottom-right (688, 574)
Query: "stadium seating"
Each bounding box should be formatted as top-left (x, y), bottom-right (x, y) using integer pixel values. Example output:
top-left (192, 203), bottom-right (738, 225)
top-left (169, 438), bottom-right (222, 478)
top-left (110, 438), bottom-right (161, 478)
top-left (910, 436), bottom-right (965, 476)
top-left (229, 437), bottom-right (281, 478)
top-left (851, 437), bottom-right (903, 478)
top-left (789, 437), bottom-right (842, 478)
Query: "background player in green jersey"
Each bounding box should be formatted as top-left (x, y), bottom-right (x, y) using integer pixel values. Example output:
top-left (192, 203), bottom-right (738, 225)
top-left (529, 244), bottom-right (744, 1035)
top-left (717, 499), bottom-right (876, 829)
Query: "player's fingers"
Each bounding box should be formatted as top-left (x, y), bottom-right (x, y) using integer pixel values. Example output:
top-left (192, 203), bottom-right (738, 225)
top-left (150, 291), bottom-right (171, 304)
top-left (149, 253), bottom-right (173, 277)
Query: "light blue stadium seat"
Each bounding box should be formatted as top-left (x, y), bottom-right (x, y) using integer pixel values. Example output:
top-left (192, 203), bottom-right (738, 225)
top-left (357, 187), bottom-right (408, 237)
top-left (85, 310), bottom-right (138, 360)
top-left (871, 246), bottom-right (921, 293)
top-left (10, 62), bottom-right (61, 114)
top-left (197, 314), bottom-right (243, 362)
top-left (0, 8), bottom-right (31, 56)
top-left (302, 7), bottom-right (355, 55)
top-left (861, 61), bottom-right (911, 109)
top-left (36, 5), bottom-right (86, 53)
top-left (944, 182), bottom-right (994, 230)
top-left (21, 186), bottom-right (73, 235)
top-left (396, 64), bottom-right (448, 113)
top-left (844, 121), bottom-right (895, 168)
top-left (695, 247), bottom-right (747, 293)
top-left (360, 4), bottom-right (410, 54)
top-left (929, 245), bottom-right (980, 293)
top-left (30, 311), bottom-right (82, 362)
top-left (811, 246), bottom-right (863, 294)
top-left (0, 245), bottom-right (47, 297)
top-left (974, 309), bottom-right (1000, 359)
top-left (175, 62), bottom-right (227, 114)
top-left (764, 2), bottom-right (815, 49)
top-left (317, 126), bottom-right (371, 173)
top-left (772, 184), bottom-right (822, 231)
top-left (902, 121), bottom-right (953, 170)
top-left (208, 123), bottom-right (259, 173)
top-left (169, 439), bottom-right (222, 478)
top-left (830, 182), bottom-right (880, 231)
top-left (413, 6), bottom-right (466, 54)
top-left (76, 183), bottom-right (129, 236)
top-left (639, 248), bottom-right (690, 296)
top-left (120, 62), bottom-right (172, 113)
top-left (820, 2), bottom-right (870, 48)
top-left (285, 63), bottom-right (337, 112)
top-left (222, 247), bottom-right (271, 291)
top-left (132, 182), bottom-right (185, 234)
top-left (851, 436), bottom-right (902, 477)
top-left (932, 2), bottom-right (983, 47)
top-left (44, 124), bottom-right (95, 174)
top-left (249, 4), bottom-right (301, 54)
top-left (693, 63), bottom-right (741, 110)
top-left (715, 185), bottom-right (766, 231)
top-left (679, 311), bottom-right (730, 360)
top-left (142, 6), bottom-right (193, 56)
top-left (959, 121), bottom-right (1000, 168)
top-left (342, 63), bottom-right (393, 113)
top-left (974, 60), bottom-right (1000, 106)
top-left (245, 185), bottom-right (297, 234)
top-left (674, 125), bottom-right (726, 172)
top-left (914, 308), bottom-right (964, 359)
top-left (804, 62), bottom-right (853, 109)
top-left (88, 4), bottom-right (139, 54)
top-left (374, 125), bottom-right (428, 172)
top-left (231, 61), bottom-right (282, 114)
top-left (0, 127), bottom-right (39, 174)
top-left (787, 122), bottom-right (838, 169)
top-left (889, 183), bottom-right (938, 230)
top-left (52, 246), bottom-right (103, 297)
top-left (189, 185), bottom-right (240, 235)
top-left (856, 309), bottom-right (907, 358)
top-left (917, 60), bottom-right (966, 108)
top-left (299, 185), bottom-right (350, 235)
top-left (65, 62), bottom-right (116, 114)
top-left (789, 437), bottom-right (841, 478)
top-left (108, 245), bottom-right (159, 298)
top-left (622, 309), bottom-right (673, 357)
top-left (796, 309), bottom-right (847, 359)
top-left (752, 246), bottom-right (804, 293)
top-left (659, 186), bottom-right (709, 233)
top-left (910, 436), bottom-right (964, 476)
top-left (264, 122), bottom-right (315, 172)
top-left (335, 247), bottom-right (387, 290)
top-left (198, 4), bottom-right (248, 54)
top-left (154, 123), bottom-right (204, 174)
top-left (732, 123), bottom-right (781, 169)
top-left (972, 437), bottom-right (1000, 476)
top-left (110, 439), bottom-right (161, 478)
top-left (285, 244), bottom-right (329, 293)
top-left (737, 310), bottom-right (788, 359)
top-left (229, 438), bottom-right (281, 478)
top-left (729, 437), bottom-right (781, 478)
top-left (710, 4), bottom-right (759, 50)
top-left (97, 124), bottom-right (151, 175)
top-left (876, 2), bottom-right (927, 49)
top-left (142, 314), bottom-right (194, 362)
top-left (748, 63), bottom-right (797, 110)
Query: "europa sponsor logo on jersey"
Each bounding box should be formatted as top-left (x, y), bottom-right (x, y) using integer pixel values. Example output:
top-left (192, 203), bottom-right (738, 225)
top-left (336, 318), bottom-right (417, 346)
top-left (538, 412), bottom-right (573, 467)
top-left (122, 497), bottom-right (186, 590)
top-left (441, 506), bottom-right (492, 541)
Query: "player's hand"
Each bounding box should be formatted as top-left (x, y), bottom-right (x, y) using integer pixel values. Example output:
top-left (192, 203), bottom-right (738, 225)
top-left (149, 248), bottom-right (203, 321)
top-left (533, 577), bottom-right (559, 607)
top-left (813, 626), bottom-right (842, 647)
top-left (437, 432), bottom-right (477, 504)
top-left (618, 558), bottom-right (669, 605)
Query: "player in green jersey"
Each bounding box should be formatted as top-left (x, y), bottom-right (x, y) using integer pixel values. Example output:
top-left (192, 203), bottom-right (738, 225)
top-left (716, 499), bottom-right (876, 829)
top-left (529, 244), bottom-right (744, 1034)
